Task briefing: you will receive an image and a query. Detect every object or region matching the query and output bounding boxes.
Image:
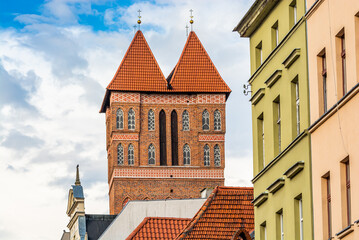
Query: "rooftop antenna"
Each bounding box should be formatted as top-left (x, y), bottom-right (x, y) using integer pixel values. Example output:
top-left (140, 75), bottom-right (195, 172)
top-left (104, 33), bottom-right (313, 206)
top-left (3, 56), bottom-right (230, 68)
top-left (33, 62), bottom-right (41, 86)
top-left (185, 24), bottom-right (189, 37)
top-left (137, 9), bottom-right (142, 30)
top-left (189, 9), bottom-right (194, 31)
top-left (133, 24), bottom-right (137, 34)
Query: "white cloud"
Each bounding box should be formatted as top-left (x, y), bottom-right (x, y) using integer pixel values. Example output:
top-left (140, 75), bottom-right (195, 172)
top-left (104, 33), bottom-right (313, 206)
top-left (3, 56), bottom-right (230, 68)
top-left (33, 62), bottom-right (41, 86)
top-left (0, 0), bottom-right (255, 239)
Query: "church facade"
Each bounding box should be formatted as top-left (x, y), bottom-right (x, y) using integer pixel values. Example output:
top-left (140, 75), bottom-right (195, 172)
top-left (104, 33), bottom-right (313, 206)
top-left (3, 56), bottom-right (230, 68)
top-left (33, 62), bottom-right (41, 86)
top-left (100, 30), bottom-right (231, 214)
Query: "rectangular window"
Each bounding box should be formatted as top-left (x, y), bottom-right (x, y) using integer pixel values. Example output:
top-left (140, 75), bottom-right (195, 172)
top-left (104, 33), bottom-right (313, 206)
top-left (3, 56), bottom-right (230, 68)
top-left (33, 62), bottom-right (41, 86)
top-left (323, 175), bottom-right (332, 239)
top-left (318, 50), bottom-right (328, 114)
top-left (289, 0), bottom-right (297, 27)
top-left (341, 159), bottom-right (351, 226)
top-left (260, 222), bottom-right (267, 240)
top-left (341, 34), bottom-right (347, 95)
top-left (295, 81), bottom-right (300, 135)
top-left (276, 209), bottom-right (284, 240)
top-left (274, 98), bottom-right (281, 154)
top-left (299, 198), bottom-right (304, 240)
top-left (256, 41), bottom-right (263, 68)
top-left (272, 21), bottom-right (279, 49)
top-left (258, 114), bottom-right (265, 169)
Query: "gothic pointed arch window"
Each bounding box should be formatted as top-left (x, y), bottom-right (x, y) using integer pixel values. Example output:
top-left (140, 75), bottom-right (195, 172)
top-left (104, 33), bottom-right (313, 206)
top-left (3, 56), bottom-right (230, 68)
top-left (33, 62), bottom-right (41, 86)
top-left (214, 144), bottom-right (221, 166)
top-left (116, 108), bottom-right (124, 129)
top-left (204, 144), bottom-right (210, 166)
top-left (128, 144), bottom-right (134, 165)
top-left (214, 110), bottom-right (221, 131)
top-left (183, 144), bottom-right (190, 165)
top-left (148, 109), bottom-right (155, 131)
top-left (117, 143), bottom-right (124, 165)
top-left (128, 108), bottom-right (135, 130)
top-left (202, 110), bottom-right (210, 130)
top-left (148, 144), bottom-right (155, 165)
top-left (182, 110), bottom-right (189, 131)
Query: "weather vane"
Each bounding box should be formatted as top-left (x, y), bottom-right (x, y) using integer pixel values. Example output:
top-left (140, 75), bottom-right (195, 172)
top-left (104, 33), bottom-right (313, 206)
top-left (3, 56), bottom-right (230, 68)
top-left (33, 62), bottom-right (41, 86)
top-left (137, 9), bottom-right (142, 30)
top-left (189, 9), bottom-right (194, 31)
top-left (185, 24), bottom-right (189, 37)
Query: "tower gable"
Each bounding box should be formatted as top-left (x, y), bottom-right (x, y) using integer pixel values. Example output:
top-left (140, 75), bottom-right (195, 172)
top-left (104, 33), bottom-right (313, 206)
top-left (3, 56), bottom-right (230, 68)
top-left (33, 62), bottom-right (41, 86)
top-left (168, 31), bottom-right (231, 95)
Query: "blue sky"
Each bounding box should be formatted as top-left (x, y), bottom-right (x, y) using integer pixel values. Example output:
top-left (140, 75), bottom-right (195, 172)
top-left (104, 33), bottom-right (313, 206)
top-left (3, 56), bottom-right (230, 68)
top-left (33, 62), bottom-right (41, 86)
top-left (0, 0), bottom-right (254, 239)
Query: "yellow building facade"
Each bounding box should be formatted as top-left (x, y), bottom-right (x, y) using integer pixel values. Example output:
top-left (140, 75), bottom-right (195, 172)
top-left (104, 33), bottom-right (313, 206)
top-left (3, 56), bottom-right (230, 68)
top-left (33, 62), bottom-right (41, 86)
top-left (234, 0), bottom-right (313, 239)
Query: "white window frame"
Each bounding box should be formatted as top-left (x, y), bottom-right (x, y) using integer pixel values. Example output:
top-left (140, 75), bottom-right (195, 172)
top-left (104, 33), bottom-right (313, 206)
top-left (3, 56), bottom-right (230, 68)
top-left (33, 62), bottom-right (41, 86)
top-left (299, 199), bottom-right (303, 240)
top-left (183, 144), bottom-right (190, 165)
top-left (280, 212), bottom-right (284, 240)
top-left (148, 144), bottom-right (155, 165)
top-left (214, 145), bottom-right (221, 166)
top-left (204, 145), bottom-right (210, 166)
top-left (182, 110), bottom-right (190, 131)
top-left (214, 110), bottom-right (221, 131)
top-left (128, 144), bottom-right (134, 165)
top-left (202, 110), bottom-right (210, 130)
top-left (116, 109), bottom-right (124, 129)
top-left (117, 143), bottom-right (124, 165)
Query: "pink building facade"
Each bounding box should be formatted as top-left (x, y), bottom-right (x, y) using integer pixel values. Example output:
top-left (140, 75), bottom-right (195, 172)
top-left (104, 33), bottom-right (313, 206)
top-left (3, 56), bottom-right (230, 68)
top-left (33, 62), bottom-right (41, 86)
top-left (306, 0), bottom-right (359, 239)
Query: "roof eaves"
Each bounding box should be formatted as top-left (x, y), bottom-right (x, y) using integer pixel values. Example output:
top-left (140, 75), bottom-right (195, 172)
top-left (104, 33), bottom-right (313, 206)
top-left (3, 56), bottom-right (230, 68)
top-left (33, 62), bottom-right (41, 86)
top-left (233, 0), bottom-right (279, 37)
top-left (99, 89), bottom-right (110, 113)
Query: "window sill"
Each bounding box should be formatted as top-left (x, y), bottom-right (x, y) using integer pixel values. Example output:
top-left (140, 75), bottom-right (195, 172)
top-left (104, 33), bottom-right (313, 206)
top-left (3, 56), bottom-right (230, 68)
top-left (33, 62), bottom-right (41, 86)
top-left (336, 224), bottom-right (354, 239)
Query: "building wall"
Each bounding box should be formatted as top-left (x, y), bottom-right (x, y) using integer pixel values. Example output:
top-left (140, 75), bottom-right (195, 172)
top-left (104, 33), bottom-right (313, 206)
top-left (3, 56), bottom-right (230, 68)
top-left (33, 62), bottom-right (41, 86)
top-left (307, 0), bottom-right (359, 238)
top-left (245, 0), bottom-right (313, 239)
top-left (99, 198), bottom-right (207, 240)
top-left (105, 92), bottom-right (226, 214)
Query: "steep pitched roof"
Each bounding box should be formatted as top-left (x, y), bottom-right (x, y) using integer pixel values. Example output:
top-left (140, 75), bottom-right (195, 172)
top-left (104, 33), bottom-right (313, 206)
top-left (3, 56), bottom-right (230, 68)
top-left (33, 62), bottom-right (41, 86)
top-left (126, 217), bottom-right (191, 240)
top-left (107, 30), bottom-right (168, 92)
top-left (167, 31), bottom-right (231, 94)
top-left (176, 186), bottom-right (254, 240)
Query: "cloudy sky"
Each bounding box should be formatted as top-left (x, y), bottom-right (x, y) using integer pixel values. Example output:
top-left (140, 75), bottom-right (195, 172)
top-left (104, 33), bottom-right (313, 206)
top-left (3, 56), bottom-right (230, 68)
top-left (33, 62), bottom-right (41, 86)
top-left (0, 0), bottom-right (254, 239)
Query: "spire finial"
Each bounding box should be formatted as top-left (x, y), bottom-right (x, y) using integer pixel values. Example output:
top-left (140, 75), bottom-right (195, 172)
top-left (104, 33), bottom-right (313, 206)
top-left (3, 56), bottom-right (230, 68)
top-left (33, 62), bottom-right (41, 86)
top-left (189, 9), bottom-right (194, 31)
top-left (75, 164), bottom-right (81, 186)
top-left (137, 9), bottom-right (142, 30)
top-left (133, 24), bottom-right (137, 34)
top-left (185, 24), bottom-right (189, 37)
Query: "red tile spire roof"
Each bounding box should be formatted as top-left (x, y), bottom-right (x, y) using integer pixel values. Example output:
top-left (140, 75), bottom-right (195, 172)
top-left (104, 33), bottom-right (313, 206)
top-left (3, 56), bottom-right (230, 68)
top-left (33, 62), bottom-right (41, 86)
top-left (106, 30), bottom-right (168, 92)
top-left (126, 217), bottom-right (191, 240)
top-left (176, 186), bottom-right (254, 240)
top-left (167, 31), bottom-right (231, 94)
top-left (100, 30), bottom-right (231, 112)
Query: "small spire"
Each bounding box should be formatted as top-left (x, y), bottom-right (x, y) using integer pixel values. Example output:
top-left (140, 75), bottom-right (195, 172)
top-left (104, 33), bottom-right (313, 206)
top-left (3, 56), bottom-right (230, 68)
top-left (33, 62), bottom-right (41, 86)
top-left (189, 9), bottom-right (194, 31)
top-left (75, 164), bottom-right (81, 186)
top-left (133, 24), bottom-right (137, 34)
top-left (137, 9), bottom-right (142, 30)
top-left (185, 24), bottom-right (189, 37)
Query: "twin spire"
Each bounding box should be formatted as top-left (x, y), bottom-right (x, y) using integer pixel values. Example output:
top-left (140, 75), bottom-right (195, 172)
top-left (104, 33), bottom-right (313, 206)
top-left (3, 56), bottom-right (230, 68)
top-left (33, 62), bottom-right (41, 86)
top-left (100, 15), bottom-right (231, 113)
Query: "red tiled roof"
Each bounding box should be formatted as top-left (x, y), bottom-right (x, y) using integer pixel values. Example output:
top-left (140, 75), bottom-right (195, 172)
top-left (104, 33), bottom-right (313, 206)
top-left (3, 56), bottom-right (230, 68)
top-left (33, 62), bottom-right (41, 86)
top-left (126, 217), bottom-right (191, 240)
top-left (176, 186), bottom-right (254, 240)
top-left (168, 31), bottom-right (231, 94)
top-left (107, 30), bottom-right (168, 92)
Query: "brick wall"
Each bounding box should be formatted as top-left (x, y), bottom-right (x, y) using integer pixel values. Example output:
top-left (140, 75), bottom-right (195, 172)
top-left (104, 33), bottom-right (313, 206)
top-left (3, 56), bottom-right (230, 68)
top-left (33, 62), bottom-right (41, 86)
top-left (106, 91), bottom-right (227, 214)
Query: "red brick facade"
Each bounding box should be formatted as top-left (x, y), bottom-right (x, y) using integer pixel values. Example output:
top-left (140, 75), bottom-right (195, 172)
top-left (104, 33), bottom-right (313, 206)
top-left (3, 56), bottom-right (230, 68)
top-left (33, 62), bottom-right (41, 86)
top-left (106, 92), bottom-right (226, 214)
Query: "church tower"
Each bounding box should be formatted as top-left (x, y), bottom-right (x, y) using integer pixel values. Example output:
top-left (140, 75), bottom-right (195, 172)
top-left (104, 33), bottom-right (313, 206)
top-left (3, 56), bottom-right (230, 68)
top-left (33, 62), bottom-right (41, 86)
top-left (100, 30), bottom-right (231, 214)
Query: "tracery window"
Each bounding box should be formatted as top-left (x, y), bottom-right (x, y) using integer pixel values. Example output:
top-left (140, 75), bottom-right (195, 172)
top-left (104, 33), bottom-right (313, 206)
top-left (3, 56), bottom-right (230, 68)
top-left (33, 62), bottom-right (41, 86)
top-left (202, 110), bottom-right (209, 130)
top-left (214, 144), bottom-right (220, 166)
top-left (182, 110), bottom-right (189, 131)
top-left (116, 109), bottom-right (124, 129)
top-left (128, 108), bottom-right (135, 130)
top-left (148, 109), bottom-right (155, 131)
top-left (204, 144), bottom-right (210, 166)
top-left (117, 143), bottom-right (124, 165)
top-left (148, 144), bottom-right (155, 165)
top-left (128, 144), bottom-right (134, 165)
top-left (214, 110), bottom-right (221, 130)
top-left (183, 144), bottom-right (190, 165)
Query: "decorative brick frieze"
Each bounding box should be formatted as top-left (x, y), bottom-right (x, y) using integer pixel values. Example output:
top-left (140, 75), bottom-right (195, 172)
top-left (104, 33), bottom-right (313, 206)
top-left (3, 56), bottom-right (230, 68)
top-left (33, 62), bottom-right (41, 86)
top-left (197, 94), bottom-right (226, 104)
top-left (198, 135), bottom-right (225, 141)
top-left (140, 93), bottom-right (226, 104)
top-left (111, 92), bottom-right (141, 103)
top-left (112, 133), bottom-right (139, 141)
top-left (111, 168), bottom-right (224, 181)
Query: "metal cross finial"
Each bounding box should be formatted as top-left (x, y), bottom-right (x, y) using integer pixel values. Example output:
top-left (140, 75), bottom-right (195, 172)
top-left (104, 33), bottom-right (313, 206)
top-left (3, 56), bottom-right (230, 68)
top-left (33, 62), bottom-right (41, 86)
top-left (185, 25), bottom-right (189, 37)
top-left (189, 9), bottom-right (194, 31)
top-left (137, 9), bottom-right (142, 30)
